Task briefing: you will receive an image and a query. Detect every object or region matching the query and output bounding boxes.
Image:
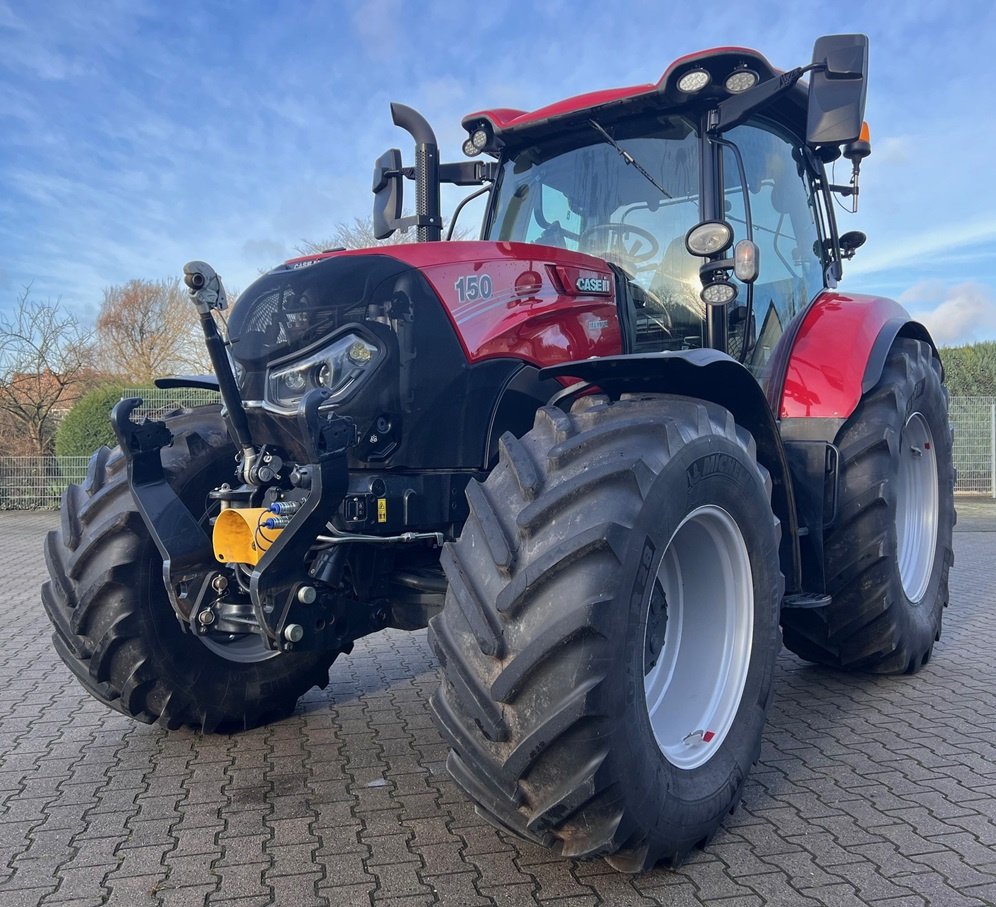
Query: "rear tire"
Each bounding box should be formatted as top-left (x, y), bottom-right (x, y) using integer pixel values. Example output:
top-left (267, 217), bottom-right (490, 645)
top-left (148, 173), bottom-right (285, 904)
top-left (430, 394), bottom-right (783, 870)
top-left (781, 338), bottom-right (955, 673)
top-left (42, 406), bottom-right (339, 732)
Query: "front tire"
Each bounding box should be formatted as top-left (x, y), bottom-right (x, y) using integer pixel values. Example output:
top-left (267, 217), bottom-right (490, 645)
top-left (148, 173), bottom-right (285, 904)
top-left (430, 395), bottom-right (783, 871)
top-left (42, 407), bottom-right (339, 732)
top-left (781, 339), bottom-right (955, 673)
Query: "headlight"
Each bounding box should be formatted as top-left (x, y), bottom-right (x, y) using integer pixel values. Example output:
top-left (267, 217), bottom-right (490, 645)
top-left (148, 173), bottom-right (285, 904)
top-left (267, 332), bottom-right (380, 409)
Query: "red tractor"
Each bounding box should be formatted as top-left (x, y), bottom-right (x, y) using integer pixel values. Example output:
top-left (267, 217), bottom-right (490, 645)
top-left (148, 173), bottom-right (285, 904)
top-left (44, 34), bottom-right (954, 870)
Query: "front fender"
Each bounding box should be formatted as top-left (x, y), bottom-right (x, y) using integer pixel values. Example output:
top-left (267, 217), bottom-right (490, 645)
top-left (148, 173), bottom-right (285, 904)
top-left (541, 350), bottom-right (802, 593)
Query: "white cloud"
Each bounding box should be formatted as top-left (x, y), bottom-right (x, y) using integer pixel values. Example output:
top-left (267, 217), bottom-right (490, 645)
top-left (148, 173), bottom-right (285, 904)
top-left (241, 238), bottom-right (288, 267)
top-left (351, 0), bottom-right (404, 57)
top-left (900, 280), bottom-right (996, 346)
top-left (874, 135), bottom-right (911, 166)
top-left (847, 219), bottom-right (996, 279)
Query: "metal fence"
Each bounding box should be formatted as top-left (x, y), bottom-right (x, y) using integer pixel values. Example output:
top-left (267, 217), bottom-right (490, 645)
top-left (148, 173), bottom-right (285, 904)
top-left (950, 396), bottom-right (996, 497)
top-left (0, 394), bottom-right (993, 509)
top-left (0, 456), bottom-right (90, 510)
top-left (0, 388), bottom-right (220, 511)
top-left (120, 387), bottom-right (220, 420)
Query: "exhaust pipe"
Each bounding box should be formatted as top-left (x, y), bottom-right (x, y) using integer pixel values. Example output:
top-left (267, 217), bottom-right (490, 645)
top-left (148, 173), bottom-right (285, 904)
top-left (390, 103), bottom-right (442, 242)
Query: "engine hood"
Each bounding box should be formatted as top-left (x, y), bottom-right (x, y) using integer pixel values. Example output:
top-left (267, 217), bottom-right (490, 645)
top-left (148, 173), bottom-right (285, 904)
top-left (275, 241), bottom-right (622, 366)
top-left (228, 253), bottom-right (415, 368)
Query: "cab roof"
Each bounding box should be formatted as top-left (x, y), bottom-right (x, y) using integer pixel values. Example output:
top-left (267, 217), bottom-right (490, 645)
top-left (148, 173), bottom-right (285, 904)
top-left (462, 47), bottom-right (809, 144)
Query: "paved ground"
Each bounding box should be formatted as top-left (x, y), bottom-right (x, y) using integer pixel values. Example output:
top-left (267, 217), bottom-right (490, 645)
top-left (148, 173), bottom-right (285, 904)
top-left (0, 505), bottom-right (994, 907)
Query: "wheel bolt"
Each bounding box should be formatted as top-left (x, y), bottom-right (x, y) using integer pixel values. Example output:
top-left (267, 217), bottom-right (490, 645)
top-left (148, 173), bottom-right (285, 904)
top-left (197, 609), bottom-right (216, 626)
top-left (297, 586), bottom-right (317, 604)
top-left (211, 574), bottom-right (228, 592)
top-left (284, 624), bottom-right (304, 643)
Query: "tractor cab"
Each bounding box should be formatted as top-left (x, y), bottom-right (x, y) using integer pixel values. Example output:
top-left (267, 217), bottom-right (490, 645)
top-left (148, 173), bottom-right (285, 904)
top-left (480, 112), bottom-right (829, 372)
top-left (376, 35), bottom-right (870, 380)
top-left (484, 117), bottom-right (707, 352)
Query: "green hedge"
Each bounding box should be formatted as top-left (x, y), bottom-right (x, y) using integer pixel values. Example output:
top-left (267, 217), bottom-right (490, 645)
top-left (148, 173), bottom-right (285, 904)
top-left (941, 342), bottom-right (996, 397)
top-left (55, 385), bottom-right (123, 458)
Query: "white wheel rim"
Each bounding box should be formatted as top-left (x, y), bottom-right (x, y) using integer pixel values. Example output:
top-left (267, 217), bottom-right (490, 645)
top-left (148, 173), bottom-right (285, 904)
top-left (643, 505), bottom-right (754, 770)
top-left (896, 411), bottom-right (938, 603)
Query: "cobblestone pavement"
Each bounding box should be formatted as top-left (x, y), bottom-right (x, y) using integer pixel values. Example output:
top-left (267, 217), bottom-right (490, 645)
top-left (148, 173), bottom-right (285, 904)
top-left (1, 507), bottom-right (994, 907)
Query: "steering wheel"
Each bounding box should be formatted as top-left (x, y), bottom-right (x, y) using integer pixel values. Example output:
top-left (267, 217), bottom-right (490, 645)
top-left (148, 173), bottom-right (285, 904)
top-left (579, 223), bottom-right (660, 266)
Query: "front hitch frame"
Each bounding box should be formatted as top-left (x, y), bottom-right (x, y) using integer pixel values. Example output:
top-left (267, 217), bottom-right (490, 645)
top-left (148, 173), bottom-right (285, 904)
top-left (111, 398), bottom-right (216, 624)
top-left (111, 389), bottom-right (355, 648)
top-left (248, 388), bottom-right (354, 649)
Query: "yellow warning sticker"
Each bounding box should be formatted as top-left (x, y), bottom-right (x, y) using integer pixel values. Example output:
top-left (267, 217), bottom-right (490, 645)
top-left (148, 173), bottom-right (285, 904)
top-left (377, 498), bottom-right (387, 523)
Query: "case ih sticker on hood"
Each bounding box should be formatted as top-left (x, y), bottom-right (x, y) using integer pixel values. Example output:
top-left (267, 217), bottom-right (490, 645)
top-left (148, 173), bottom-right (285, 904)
top-left (576, 276), bottom-right (611, 294)
top-left (550, 264), bottom-right (614, 296)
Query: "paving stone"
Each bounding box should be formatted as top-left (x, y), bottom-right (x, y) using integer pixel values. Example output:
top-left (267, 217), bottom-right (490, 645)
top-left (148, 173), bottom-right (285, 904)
top-left (419, 871), bottom-right (492, 906)
top-left (154, 883), bottom-right (219, 906)
top-left (320, 881), bottom-right (378, 906)
top-left (3, 510), bottom-right (996, 907)
top-left (103, 872), bottom-right (168, 906)
top-left (209, 861), bottom-right (268, 900)
top-left (268, 870), bottom-right (324, 905)
top-left (368, 859), bottom-right (434, 900)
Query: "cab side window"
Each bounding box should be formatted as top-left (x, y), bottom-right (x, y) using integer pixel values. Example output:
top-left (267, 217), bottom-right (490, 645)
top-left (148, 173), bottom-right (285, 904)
top-left (724, 124), bottom-right (825, 374)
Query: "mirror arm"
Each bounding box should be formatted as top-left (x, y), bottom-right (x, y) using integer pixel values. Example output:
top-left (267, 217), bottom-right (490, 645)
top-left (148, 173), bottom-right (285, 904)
top-left (439, 161), bottom-right (498, 186)
top-left (710, 64), bottom-right (820, 134)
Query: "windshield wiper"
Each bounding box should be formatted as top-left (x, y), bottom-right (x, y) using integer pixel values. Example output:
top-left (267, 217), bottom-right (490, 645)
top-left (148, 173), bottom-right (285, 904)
top-left (588, 119), bottom-right (673, 199)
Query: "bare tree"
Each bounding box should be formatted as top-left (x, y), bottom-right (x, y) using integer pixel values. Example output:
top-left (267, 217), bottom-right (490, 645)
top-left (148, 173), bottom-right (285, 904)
top-left (297, 215), bottom-right (470, 257)
top-left (96, 278), bottom-right (212, 382)
top-left (0, 289), bottom-right (95, 456)
top-left (296, 217), bottom-right (418, 256)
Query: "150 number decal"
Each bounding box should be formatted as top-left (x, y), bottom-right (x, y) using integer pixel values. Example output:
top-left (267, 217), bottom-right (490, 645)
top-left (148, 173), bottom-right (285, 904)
top-left (454, 274), bottom-right (493, 303)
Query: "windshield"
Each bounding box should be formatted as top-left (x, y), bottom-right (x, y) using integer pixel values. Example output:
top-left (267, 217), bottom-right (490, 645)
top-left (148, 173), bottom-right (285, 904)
top-left (486, 118), bottom-right (705, 348)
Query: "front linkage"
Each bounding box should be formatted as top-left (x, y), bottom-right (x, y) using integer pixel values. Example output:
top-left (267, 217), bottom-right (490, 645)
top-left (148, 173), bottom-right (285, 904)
top-left (111, 387), bottom-right (361, 653)
top-left (110, 261), bottom-right (367, 656)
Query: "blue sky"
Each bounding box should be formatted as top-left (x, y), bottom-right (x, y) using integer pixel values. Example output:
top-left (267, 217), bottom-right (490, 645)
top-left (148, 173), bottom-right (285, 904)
top-left (2, 0), bottom-right (995, 346)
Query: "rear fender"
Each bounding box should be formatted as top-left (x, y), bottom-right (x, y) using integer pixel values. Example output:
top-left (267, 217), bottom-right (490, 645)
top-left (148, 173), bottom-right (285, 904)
top-left (775, 292), bottom-right (939, 595)
top-left (541, 350), bottom-right (803, 593)
top-left (778, 291), bottom-right (938, 422)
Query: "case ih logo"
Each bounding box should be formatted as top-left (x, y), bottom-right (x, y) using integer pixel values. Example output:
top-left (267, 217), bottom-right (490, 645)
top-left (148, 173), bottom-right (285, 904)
top-left (575, 276), bottom-right (611, 294)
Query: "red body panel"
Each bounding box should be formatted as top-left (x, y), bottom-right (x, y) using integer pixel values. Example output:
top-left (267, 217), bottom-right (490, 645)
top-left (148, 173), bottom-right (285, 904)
top-left (285, 242), bottom-right (624, 368)
top-left (462, 46), bottom-right (779, 135)
top-left (465, 84), bottom-right (657, 132)
top-left (779, 291), bottom-right (910, 420)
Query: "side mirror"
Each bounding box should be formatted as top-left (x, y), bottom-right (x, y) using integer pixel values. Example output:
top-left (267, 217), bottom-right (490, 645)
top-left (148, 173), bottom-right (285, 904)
top-left (823, 44), bottom-right (866, 79)
top-left (806, 34), bottom-right (868, 146)
top-left (372, 148), bottom-right (403, 240)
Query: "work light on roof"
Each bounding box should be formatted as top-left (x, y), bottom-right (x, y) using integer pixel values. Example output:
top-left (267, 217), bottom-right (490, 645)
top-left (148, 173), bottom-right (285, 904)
top-left (724, 69), bottom-right (759, 93)
top-left (677, 68), bottom-right (711, 93)
top-left (471, 128), bottom-right (489, 150)
top-left (462, 137), bottom-right (482, 157)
